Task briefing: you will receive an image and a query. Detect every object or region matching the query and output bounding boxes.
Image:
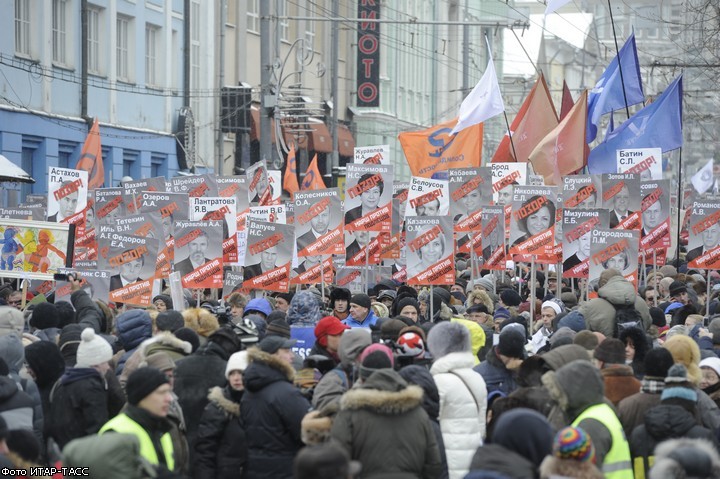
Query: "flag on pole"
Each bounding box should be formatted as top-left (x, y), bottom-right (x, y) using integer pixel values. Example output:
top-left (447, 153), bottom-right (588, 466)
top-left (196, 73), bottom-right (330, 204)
top-left (691, 158), bottom-right (715, 194)
top-left (529, 90), bottom-right (588, 185)
top-left (399, 119), bottom-right (482, 178)
top-left (283, 144), bottom-right (300, 198)
top-left (491, 73), bottom-right (558, 163)
top-left (301, 154), bottom-right (327, 190)
top-left (545, 0), bottom-right (573, 15)
top-left (588, 74), bottom-right (683, 174)
top-left (586, 33), bottom-right (644, 143)
top-left (75, 118), bottom-right (104, 189)
top-left (560, 81), bottom-right (574, 120)
top-left (450, 40), bottom-right (504, 135)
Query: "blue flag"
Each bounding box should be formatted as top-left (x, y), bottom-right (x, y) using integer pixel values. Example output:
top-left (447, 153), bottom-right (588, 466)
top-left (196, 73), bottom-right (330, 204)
top-left (586, 33), bottom-right (644, 142)
top-left (588, 75), bottom-right (683, 174)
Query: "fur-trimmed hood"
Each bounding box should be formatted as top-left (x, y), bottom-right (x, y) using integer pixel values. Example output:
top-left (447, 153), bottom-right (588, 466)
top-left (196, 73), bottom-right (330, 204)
top-left (650, 438), bottom-right (720, 479)
top-left (465, 289), bottom-right (494, 313)
top-left (207, 386), bottom-right (240, 417)
top-left (141, 331), bottom-right (193, 356)
top-left (340, 369), bottom-right (423, 415)
top-left (539, 455), bottom-right (603, 479)
top-left (542, 359), bottom-right (604, 418)
top-left (301, 409), bottom-right (334, 445)
top-left (243, 346), bottom-right (296, 392)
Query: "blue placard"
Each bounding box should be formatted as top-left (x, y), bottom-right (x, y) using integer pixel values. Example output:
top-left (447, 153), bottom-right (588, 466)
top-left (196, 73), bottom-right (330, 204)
top-left (291, 326), bottom-right (316, 359)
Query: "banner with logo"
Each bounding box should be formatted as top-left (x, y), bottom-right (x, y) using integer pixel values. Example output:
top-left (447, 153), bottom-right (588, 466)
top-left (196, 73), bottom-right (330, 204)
top-left (562, 209), bottom-right (609, 278)
top-left (47, 167), bottom-right (88, 223)
top-left (617, 148), bottom-right (662, 181)
top-left (687, 201), bottom-right (720, 270)
top-left (173, 220), bottom-right (224, 289)
top-left (563, 175), bottom-right (601, 209)
top-left (450, 167), bottom-right (492, 232)
top-left (243, 220), bottom-right (293, 292)
top-left (481, 206), bottom-right (506, 270)
top-left (406, 216), bottom-right (454, 285)
top-left (589, 228), bottom-right (640, 289)
top-left (294, 188), bottom-right (344, 256)
top-left (602, 173), bottom-right (641, 230)
top-left (190, 197), bottom-right (238, 264)
top-left (344, 163), bottom-right (393, 232)
top-left (354, 145), bottom-right (390, 165)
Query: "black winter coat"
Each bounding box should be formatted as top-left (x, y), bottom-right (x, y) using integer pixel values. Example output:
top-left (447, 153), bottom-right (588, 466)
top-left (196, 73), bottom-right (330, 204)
top-left (469, 443), bottom-right (538, 479)
top-left (174, 342), bottom-right (230, 450)
top-left (0, 376), bottom-right (35, 432)
top-left (241, 348), bottom-right (310, 479)
top-left (70, 290), bottom-right (103, 333)
top-left (630, 404), bottom-right (718, 477)
top-left (194, 386), bottom-right (247, 479)
top-left (46, 368), bottom-right (108, 449)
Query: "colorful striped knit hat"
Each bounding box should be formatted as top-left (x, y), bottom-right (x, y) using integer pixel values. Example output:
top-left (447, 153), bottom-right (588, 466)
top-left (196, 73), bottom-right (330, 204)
top-left (553, 426), bottom-right (596, 464)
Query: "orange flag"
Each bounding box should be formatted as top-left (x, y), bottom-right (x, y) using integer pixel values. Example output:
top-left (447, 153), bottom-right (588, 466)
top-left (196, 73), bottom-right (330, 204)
top-left (301, 154), bottom-right (326, 190)
top-left (528, 90), bottom-right (588, 186)
top-left (75, 118), bottom-right (104, 189)
top-left (491, 73), bottom-right (558, 163)
top-left (283, 144), bottom-right (300, 198)
top-left (398, 119), bottom-right (482, 178)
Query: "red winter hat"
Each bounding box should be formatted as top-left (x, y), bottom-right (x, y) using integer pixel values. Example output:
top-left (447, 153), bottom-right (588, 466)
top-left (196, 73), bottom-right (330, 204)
top-left (314, 316), bottom-right (349, 347)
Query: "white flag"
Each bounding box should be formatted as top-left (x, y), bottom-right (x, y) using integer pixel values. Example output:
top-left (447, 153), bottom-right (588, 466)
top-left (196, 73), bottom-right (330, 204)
top-left (451, 45), bottom-right (505, 135)
top-left (545, 0), bottom-right (573, 15)
top-left (691, 158), bottom-right (715, 194)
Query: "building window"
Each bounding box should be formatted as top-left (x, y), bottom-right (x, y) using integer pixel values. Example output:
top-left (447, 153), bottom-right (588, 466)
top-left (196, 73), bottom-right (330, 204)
top-left (151, 154), bottom-right (168, 178)
top-left (52, 0), bottom-right (68, 64)
top-left (304, 2), bottom-right (315, 51)
top-left (15, 0), bottom-right (31, 57)
top-left (58, 141), bottom-right (77, 169)
top-left (117, 16), bottom-right (130, 81)
top-left (247, 0), bottom-right (259, 34)
top-left (146, 25), bottom-right (159, 86)
top-left (278, 1), bottom-right (289, 42)
top-left (123, 150), bottom-right (140, 179)
top-left (87, 7), bottom-right (101, 74)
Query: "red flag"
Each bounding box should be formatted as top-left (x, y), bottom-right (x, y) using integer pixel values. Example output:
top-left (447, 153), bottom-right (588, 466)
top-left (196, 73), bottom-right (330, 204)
top-left (75, 118), bottom-right (104, 189)
top-left (398, 118), bottom-right (482, 178)
top-left (491, 73), bottom-right (558, 163)
top-left (560, 80), bottom-right (574, 120)
top-left (528, 90), bottom-right (588, 186)
top-left (301, 154), bottom-right (326, 190)
top-left (283, 144), bottom-right (300, 198)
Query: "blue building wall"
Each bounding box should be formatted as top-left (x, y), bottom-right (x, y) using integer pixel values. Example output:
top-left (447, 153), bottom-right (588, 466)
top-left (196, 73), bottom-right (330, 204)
top-left (0, 0), bottom-right (185, 204)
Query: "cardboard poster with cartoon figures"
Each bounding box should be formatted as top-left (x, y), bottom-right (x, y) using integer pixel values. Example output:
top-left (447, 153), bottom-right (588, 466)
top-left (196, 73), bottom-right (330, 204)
top-left (47, 167), bottom-right (88, 223)
top-left (0, 219), bottom-right (73, 279)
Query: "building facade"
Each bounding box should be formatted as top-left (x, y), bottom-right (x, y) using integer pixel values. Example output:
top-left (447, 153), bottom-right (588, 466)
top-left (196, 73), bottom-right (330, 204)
top-left (1, 0), bottom-right (184, 205)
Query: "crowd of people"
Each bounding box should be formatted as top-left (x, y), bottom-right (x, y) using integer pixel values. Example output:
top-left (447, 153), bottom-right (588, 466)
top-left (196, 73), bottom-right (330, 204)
top-left (0, 260), bottom-right (720, 478)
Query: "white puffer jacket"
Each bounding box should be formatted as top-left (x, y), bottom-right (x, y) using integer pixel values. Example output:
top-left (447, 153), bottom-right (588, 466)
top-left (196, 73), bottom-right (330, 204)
top-left (430, 351), bottom-right (488, 479)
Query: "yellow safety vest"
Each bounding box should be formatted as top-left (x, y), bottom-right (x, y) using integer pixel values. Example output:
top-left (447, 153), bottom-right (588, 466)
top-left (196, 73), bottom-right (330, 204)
top-left (572, 403), bottom-right (633, 479)
top-left (100, 413), bottom-right (175, 471)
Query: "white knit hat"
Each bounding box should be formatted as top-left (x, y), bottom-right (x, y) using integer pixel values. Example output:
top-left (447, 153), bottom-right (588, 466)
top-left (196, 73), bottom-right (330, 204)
top-left (76, 328), bottom-right (113, 368)
top-left (225, 350), bottom-right (249, 379)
